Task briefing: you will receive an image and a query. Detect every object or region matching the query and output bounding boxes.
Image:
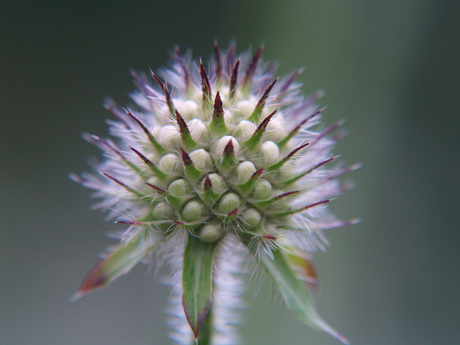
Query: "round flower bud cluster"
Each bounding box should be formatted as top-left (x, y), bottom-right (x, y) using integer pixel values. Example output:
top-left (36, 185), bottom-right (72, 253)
top-left (71, 42), bottom-right (359, 345)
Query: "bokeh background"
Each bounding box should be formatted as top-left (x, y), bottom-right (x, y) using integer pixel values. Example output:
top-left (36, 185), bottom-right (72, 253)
top-left (2, 1), bottom-right (459, 344)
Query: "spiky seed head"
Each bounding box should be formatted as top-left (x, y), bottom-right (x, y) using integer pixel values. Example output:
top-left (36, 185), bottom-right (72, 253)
top-left (72, 42), bottom-right (359, 345)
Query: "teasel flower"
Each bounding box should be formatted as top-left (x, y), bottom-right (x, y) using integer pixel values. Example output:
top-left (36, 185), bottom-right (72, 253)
top-left (71, 42), bottom-right (360, 345)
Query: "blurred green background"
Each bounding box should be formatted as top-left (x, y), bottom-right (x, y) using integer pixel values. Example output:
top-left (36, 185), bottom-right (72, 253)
top-left (1, 1), bottom-right (459, 344)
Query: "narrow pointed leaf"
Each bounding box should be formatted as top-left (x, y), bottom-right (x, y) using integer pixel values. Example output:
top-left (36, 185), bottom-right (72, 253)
top-left (151, 72), bottom-right (176, 116)
top-left (282, 156), bottom-right (337, 187)
top-left (125, 110), bottom-right (168, 155)
top-left (237, 168), bottom-right (263, 196)
top-left (275, 68), bottom-right (304, 102)
top-left (182, 235), bottom-right (218, 339)
top-left (210, 92), bottom-right (228, 135)
top-left (102, 173), bottom-right (145, 199)
top-left (199, 176), bottom-right (222, 206)
top-left (173, 220), bottom-right (206, 231)
top-left (228, 59), bottom-right (240, 100)
top-left (130, 147), bottom-right (169, 182)
top-left (196, 305), bottom-right (213, 345)
top-left (145, 182), bottom-right (169, 196)
top-left (277, 108), bottom-right (324, 150)
top-left (180, 147), bottom-right (205, 180)
top-left (176, 110), bottom-right (198, 150)
top-left (243, 110), bottom-right (276, 150)
top-left (248, 79), bottom-right (278, 123)
top-left (72, 231), bottom-right (158, 301)
top-left (166, 193), bottom-right (191, 209)
top-left (259, 248), bottom-right (349, 344)
top-left (273, 198), bottom-right (336, 217)
top-left (84, 134), bottom-right (144, 176)
top-left (200, 61), bottom-right (212, 109)
top-left (255, 190), bottom-right (299, 209)
top-left (286, 252), bottom-right (319, 288)
top-left (266, 142), bottom-right (309, 172)
top-left (217, 139), bottom-right (238, 174)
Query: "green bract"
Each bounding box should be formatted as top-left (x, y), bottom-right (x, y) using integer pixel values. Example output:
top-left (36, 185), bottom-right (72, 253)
top-left (71, 42), bottom-right (359, 345)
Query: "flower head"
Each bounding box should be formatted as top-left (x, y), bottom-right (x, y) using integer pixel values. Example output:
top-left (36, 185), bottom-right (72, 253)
top-left (71, 42), bottom-right (359, 345)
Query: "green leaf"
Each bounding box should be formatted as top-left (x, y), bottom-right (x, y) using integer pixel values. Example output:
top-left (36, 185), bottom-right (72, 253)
top-left (72, 229), bottom-right (160, 301)
top-left (259, 248), bottom-right (350, 344)
top-left (182, 234), bottom-right (218, 340)
top-left (196, 305), bottom-right (213, 345)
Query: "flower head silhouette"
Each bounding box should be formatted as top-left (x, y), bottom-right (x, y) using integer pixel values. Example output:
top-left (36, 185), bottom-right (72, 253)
top-left (71, 42), bottom-right (359, 345)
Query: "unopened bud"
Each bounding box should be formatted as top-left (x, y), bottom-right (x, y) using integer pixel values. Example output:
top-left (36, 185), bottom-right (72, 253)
top-left (261, 141), bottom-right (280, 166)
top-left (237, 99), bottom-right (257, 118)
top-left (241, 208), bottom-right (261, 229)
top-left (237, 161), bottom-right (256, 183)
top-left (159, 154), bottom-right (180, 175)
top-left (182, 200), bottom-right (207, 222)
top-left (168, 179), bottom-right (192, 197)
top-left (189, 149), bottom-right (213, 172)
top-left (199, 222), bottom-right (224, 242)
top-left (215, 136), bottom-right (239, 158)
top-left (159, 125), bottom-right (181, 148)
top-left (153, 201), bottom-right (175, 219)
top-left (203, 173), bottom-right (226, 193)
top-left (152, 126), bottom-right (162, 139)
top-left (265, 116), bottom-right (286, 142)
top-left (136, 177), bottom-right (161, 194)
top-left (188, 119), bottom-right (209, 142)
top-left (254, 179), bottom-right (272, 200)
top-left (175, 100), bottom-right (198, 121)
top-left (232, 120), bottom-right (256, 141)
top-left (278, 164), bottom-right (294, 181)
top-left (223, 109), bottom-right (233, 124)
top-left (218, 193), bottom-right (241, 214)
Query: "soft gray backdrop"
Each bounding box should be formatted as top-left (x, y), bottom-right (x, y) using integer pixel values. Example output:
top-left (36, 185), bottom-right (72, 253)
top-left (1, 1), bottom-right (459, 345)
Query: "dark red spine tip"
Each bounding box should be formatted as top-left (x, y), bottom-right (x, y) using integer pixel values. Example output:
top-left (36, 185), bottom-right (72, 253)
top-left (252, 168), bottom-right (264, 180)
top-left (102, 173), bottom-right (123, 186)
top-left (130, 147), bottom-right (154, 166)
top-left (257, 110), bottom-right (277, 132)
top-left (115, 220), bottom-right (137, 225)
top-left (151, 71), bottom-right (164, 89)
top-left (303, 199), bottom-right (335, 210)
top-left (151, 72), bottom-right (173, 107)
top-left (227, 208), bottom-right (238, 216)
top-left (200, 60), bottom-right (211, 95)
top-left (229, 59), bottom-right (240, 99)
top-left (145, 183), bottom-right (168, 195)
top-left (287, 142), bottom-right (309, 159)
top-left (212, 92), bottom-right (224, 119)
top-left (175, 110), bottom-right (190, 135)
top-left (256, 78), bottom-right (278, 108)
top-left (224, 139), bottom-right (234, 155)
top-left (126, 110), bottom-right (150, 135)
top-left (203, 176), bottom-right (213, 191)
top-left (274, 191), bottom-right (300, 200)
top-left (180, 147), bottom-right (193, 166)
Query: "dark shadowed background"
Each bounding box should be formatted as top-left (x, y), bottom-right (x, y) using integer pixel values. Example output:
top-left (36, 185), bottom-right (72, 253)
top-left (1, 1), bottom-right (459, 345)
